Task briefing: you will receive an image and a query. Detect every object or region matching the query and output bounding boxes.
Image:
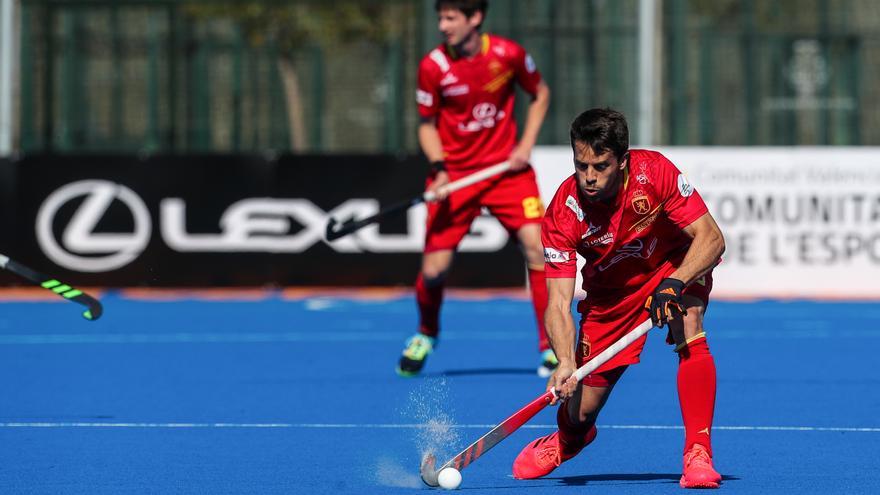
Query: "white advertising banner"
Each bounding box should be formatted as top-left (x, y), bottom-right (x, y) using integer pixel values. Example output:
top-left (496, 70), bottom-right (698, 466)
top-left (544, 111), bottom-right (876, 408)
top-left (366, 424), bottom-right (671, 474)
top-left (532, 146), bottom-right (880, 299)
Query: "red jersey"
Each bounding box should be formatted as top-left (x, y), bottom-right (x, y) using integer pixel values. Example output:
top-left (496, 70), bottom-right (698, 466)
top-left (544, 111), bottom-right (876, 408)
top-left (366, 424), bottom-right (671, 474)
top-left (416, 34), bottom-right (543, 171)
top-left (542, 150), bottom-right (709, 305)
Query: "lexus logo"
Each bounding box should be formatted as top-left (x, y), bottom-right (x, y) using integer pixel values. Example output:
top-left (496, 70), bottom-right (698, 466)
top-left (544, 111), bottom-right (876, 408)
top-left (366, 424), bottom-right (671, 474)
top-left (36, 180), bottom-right (152, 272)
top-left (34, 180), bottom-right (511, 273)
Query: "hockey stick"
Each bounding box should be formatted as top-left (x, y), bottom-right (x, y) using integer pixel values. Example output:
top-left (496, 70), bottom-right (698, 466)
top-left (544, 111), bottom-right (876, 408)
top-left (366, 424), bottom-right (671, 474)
top-left (420, 318), bottom-right (653, 486)
top-left (0, 254), bottom-right (103, 321)
top-left (325, 161), bottom-right (511, 241)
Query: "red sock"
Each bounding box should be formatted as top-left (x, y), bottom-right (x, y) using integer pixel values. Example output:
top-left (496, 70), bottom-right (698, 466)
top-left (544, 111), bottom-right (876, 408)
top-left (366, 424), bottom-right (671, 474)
top-left (416, 273), bottom-right (444, 338)
top-left (556, 402), bottom-right (596, 455)
top-left (528, 268), bottom-right (550, 351)
top-left (677, 337), bottom-right (717, 456)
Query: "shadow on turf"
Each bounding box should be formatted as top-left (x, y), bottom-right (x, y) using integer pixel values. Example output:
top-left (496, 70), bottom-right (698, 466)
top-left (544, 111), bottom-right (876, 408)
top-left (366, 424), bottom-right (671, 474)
top-left (548, 473), bottom-right (739, 486)
top-left (425, 367), bottom-right (537, 377)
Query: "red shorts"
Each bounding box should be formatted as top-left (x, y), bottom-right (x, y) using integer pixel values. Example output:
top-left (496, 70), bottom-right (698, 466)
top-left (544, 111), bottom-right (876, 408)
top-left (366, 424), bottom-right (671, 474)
top-left (575, 270), bottom-right (714, 383)
top-left (424, 166), bottom-right (544, 252)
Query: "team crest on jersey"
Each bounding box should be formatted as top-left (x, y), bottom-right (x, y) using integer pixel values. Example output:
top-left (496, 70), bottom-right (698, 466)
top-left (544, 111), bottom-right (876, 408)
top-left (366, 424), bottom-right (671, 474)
top-left (565, 195), bottom-right (584, 222)
top-left (580, 336), bottom-right (592, 360)
top-left (488, 60), bottom-right (503, 75)
top-left (632, 190), bottom-right (651, 214)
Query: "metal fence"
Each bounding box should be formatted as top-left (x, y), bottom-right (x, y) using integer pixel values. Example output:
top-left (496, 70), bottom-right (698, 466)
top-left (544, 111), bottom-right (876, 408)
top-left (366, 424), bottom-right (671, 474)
top-left (13, 0), bottom-right (880, 153)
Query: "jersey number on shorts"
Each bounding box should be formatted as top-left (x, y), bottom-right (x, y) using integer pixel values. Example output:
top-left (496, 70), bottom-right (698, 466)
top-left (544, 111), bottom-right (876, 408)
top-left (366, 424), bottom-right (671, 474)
top-left (522, 197), bottom-right (544, 219)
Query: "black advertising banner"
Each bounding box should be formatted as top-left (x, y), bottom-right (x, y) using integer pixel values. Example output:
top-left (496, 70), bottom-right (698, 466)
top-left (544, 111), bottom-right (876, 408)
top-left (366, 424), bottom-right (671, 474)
top-left (0, 155), bottom-right (524, 287)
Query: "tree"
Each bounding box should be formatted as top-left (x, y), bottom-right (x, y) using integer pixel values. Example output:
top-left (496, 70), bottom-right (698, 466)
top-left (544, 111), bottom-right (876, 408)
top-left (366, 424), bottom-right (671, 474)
top-left (183, 1), bottom-right (408, 151)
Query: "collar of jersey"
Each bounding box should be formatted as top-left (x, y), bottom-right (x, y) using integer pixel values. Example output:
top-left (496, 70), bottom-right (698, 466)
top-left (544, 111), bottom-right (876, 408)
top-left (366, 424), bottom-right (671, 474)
top-left (447, 33), bottom-right (490, 60)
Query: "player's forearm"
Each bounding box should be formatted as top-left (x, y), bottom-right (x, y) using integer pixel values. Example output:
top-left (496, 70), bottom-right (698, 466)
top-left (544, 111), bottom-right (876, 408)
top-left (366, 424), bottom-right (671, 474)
top-left (670, 217), bottom-right (725, 286)
top-left (545, 302), bottom-right (577, 366)
top-left (517, 82), bottom-right (550, 151)
top-left (418, 121), bottom-right (445, 163)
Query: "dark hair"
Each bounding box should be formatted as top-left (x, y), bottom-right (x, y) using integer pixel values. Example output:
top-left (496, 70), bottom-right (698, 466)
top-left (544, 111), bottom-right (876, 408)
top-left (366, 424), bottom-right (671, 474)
top-left (435, 0), bottom-right (488, 22)
top-left (569, 108), bottom-right (629, 161)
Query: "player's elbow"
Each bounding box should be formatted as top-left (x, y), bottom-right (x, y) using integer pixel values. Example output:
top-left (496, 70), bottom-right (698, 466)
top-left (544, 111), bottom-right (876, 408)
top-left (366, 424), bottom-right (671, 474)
top-left (710, 225), bottom-right (726, 262)
top-left (535, 82), bottom-right (550, 105)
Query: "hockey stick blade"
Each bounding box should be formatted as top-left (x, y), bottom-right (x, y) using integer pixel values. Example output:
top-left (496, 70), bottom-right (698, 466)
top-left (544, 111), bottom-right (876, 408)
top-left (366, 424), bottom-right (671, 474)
top-left (420, 453), bottom-right (439, 487)
top-left (419, 318), bottom-right (653, 484)
top-left (420, 390), bottom-right (555, 486)
top-left (0, 254), bottom-right (104, 321)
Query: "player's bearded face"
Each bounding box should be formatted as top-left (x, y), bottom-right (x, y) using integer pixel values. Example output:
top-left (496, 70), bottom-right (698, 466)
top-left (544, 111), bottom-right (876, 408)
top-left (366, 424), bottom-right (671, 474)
top-left (438, 8), bottom-right (481, 47)
top-left (572, 142), bottom-right (627, 203)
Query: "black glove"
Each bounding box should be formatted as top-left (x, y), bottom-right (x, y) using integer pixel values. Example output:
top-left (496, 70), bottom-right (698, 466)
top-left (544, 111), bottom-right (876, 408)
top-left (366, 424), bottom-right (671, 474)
top-left (645, 278), bottom-right (687, 327)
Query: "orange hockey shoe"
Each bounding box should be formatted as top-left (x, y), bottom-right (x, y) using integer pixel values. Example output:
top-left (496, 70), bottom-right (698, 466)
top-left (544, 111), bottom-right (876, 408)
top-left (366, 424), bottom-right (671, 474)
top-left (680, 443), bottom-right (722, 488)
top-left (512, 426), bottom-right (597, 479)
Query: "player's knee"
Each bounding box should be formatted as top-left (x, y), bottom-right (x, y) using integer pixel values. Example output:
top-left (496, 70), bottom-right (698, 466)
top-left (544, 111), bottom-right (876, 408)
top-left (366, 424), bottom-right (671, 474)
top-left (683, 304), bottom-right (704, 325)
top-left (517, 238), bottom-right (543, 265)
top-left (674, 298), bottom-right (705, 342)
top-left (421, 258), bottom-right (451, 283)
top-left (420, 269), bottom-right (447, 286)
top-left (524, 247), bottom-right (544, 268)
top-left (575, 407), bottom-right (600, 426)
top-left (574, 391), bottom-right (606, 426)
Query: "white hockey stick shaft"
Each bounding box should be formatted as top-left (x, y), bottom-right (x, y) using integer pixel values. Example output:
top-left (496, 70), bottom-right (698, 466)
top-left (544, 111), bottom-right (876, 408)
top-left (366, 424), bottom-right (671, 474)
top-left (423, 161), bottom-right (511, 202)
top-left (571, 318), bottom-right (654, 382)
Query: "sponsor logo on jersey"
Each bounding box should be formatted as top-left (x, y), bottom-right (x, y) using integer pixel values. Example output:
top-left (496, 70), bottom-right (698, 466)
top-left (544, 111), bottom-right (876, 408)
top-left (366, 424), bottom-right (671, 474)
top-left (677, 174), bottom-right (694, 197)
top-left (628, 203), bottom-right (664, 233)
top-left (597, 237), bottom-right (658, 272)
top-left (458, 103), bottom-right (503, 132)
top-left (416, 89), bottom-right (433, 107)
top-left (586, 232), bottom-right (613, 247)
top-left (584, 221), bottom-right (600, 237)
top-left (525, 54), bottom-right (536, 73)
top-left (442, 84), bottom-right (469, 97)
top-left (544, 247), bottom-right (570, 263)
top-left (565, 195), bottom-right (584, 222)
top-left (636, 173), bottom-right (648, 184)
top-left (631, 210), bottom-right (660, 233)
top-left (632, 190), bottom-right (651, 214)
top-left (440, 72), bottom-right (459, 86)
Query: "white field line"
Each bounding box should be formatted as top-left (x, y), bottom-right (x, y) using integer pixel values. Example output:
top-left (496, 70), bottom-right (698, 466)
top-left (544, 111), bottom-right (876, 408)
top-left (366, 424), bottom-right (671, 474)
top-left (1, 328), bottom-right (880, 345)
top-left (0, 422), bottom-right (877, 432)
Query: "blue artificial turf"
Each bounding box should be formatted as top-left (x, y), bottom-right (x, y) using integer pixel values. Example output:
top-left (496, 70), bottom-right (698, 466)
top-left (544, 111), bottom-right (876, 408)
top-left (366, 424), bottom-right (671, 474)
top-left (0, 293), bottom-right (878, 494)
